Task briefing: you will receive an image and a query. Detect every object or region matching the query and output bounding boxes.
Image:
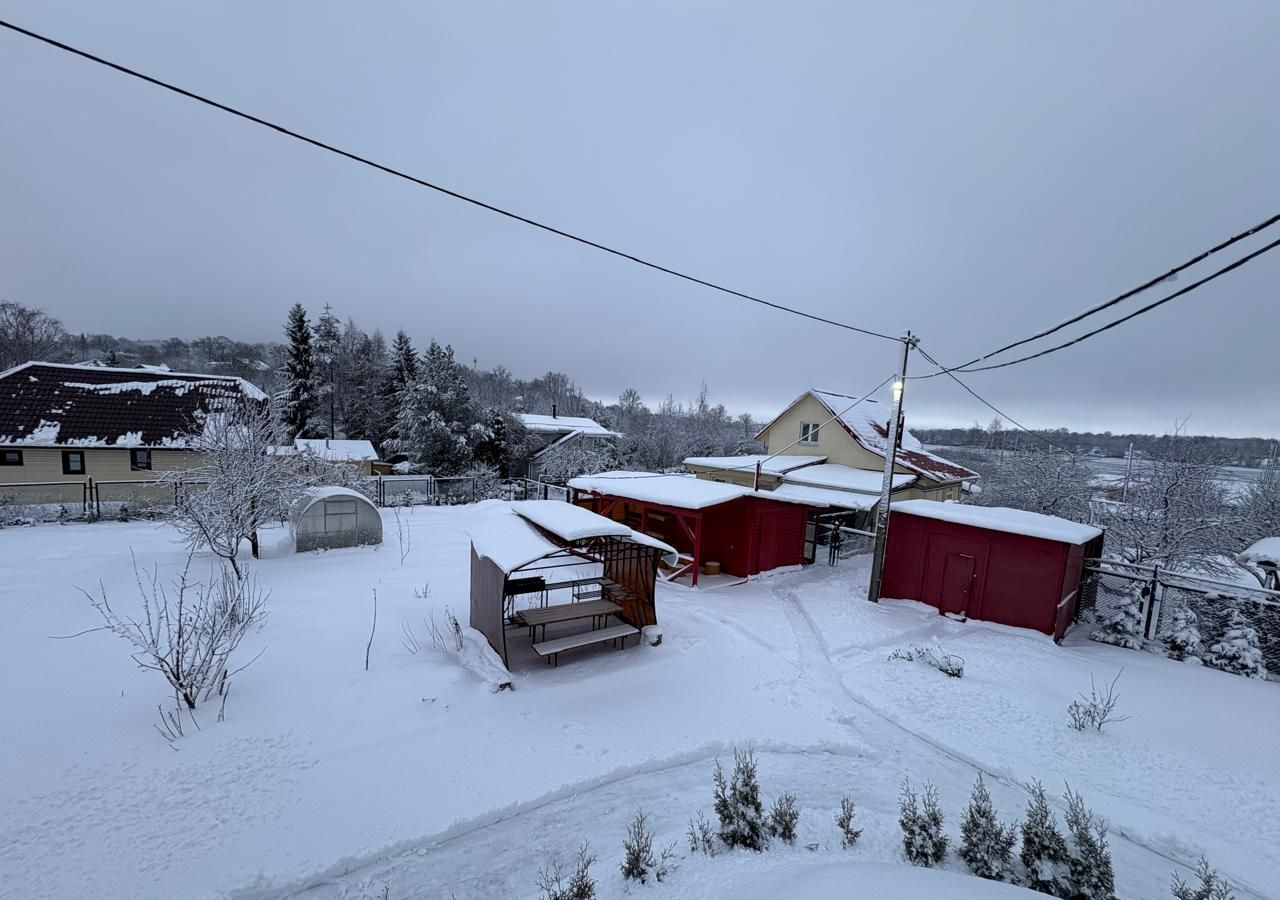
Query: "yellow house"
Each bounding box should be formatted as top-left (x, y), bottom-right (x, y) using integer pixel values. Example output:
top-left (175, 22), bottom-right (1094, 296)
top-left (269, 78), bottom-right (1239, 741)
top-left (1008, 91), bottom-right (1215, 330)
top-left (0, 361), bottom-right (267, 509)
top-left (685, 388), bottom-right (978, 523)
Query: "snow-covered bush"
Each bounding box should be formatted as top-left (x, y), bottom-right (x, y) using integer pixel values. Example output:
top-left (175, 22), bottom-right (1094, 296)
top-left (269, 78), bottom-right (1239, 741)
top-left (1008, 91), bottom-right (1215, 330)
top-left (686, 811), bottom-right (717, 856)
top-left (958, 774), bottom-right (1016, 881)
top-left (1064, 786), bottom-right (1117, 900)
top-left (85, 554), bottom-right (267, 712)
top-left (1021, 780), bottom-right (1069, 895)
top-left (537, 845), bottom-right (596, 900)
top-left (1163, 604), bottom-right (1205, 663)
top-left (889, 643), bottom-right (964, 678)
top-left (1067, 672), bottom-right (1129, 733)
top-left (899, 778), bottom-right (948, 867)
top-left (1091, 584), bottom-right (1145, 650)
top-left (1171, 856), bottom-right (1235, 900)
top-left (620, 811), bottom-right (674, 884)
top-left (766, 793), bottom-right (799, 845)
top-left (713, 748), bottom-right (768, 851)
top-left (835, 796), bottom-right (863, 848)
top-left (1204, 608), bottom-right (1268, 679)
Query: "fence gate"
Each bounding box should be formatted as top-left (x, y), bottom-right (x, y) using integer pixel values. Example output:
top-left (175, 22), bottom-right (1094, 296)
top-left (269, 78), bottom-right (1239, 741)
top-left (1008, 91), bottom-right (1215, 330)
top-left (805, 512), bottom-right (874, 566)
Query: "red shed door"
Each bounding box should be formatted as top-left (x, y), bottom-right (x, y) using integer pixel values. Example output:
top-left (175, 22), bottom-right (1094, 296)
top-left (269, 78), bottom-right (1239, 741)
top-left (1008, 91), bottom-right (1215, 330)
top-left (757, 512), bottom-right (779, 572)
top-left (939, 552), bottom-right (976, 616)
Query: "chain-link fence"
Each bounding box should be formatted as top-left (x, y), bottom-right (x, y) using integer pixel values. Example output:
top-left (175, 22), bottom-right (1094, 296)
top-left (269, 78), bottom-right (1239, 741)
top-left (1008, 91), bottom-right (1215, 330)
top-left (1078, 559), bottom-right (1280, 675)
top-left (0, 481), bottom-right (89, 523)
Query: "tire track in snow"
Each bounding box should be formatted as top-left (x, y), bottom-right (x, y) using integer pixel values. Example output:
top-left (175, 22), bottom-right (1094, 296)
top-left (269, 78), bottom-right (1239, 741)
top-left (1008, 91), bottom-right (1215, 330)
top-left (774, 583), bottom-right (1275, 900)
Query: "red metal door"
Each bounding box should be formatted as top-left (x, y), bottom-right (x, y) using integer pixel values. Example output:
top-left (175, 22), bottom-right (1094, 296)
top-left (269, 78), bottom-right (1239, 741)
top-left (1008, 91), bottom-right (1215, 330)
top-left (939, 552), bottom-right (975, 615)
top-left (757, 512), bottom-right (779, 572)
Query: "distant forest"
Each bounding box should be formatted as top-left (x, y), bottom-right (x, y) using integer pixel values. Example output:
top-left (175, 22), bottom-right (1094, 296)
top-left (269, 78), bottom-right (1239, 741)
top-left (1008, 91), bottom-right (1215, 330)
top-left (912, 423), bottom-right (1276, 468)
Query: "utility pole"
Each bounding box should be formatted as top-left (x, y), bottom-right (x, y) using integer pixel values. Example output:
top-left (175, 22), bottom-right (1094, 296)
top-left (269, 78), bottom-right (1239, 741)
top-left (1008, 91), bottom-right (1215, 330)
top-left (868, 331), bottom-right (917, 603)
top-left (1121, 441), bottom-right (1134, 504)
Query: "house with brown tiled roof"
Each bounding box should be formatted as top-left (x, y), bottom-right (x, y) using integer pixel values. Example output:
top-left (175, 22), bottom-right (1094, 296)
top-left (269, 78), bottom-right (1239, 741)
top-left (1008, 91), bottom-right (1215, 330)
top-left (0, 361), bottom-right (265, 499)
top-left (684, 388), bottom-right (978, 525)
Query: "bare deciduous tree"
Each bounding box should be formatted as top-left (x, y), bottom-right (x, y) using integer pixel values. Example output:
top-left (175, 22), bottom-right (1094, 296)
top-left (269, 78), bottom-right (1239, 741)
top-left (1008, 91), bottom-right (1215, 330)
top-left (0, 301), bottom-right (68, 369)
top-left (84, 553), bottom-right (267, 711)
top-left (974, 449), bottom-right (1095, 522)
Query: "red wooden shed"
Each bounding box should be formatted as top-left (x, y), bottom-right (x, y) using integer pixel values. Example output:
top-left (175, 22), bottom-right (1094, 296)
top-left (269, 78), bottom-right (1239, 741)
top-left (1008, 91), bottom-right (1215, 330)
top-left (881, 500), bottom-right (1105, 641)
top-left (568, 472), bottom-right (821, 586)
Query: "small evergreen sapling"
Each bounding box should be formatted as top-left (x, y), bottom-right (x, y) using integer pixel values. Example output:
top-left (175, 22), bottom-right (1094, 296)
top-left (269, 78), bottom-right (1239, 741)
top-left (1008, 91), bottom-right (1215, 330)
top-left (620, 811), bottom-right (675, 884)
top-left (835, 796), bottom-right (863, 848)
top-left (1171, 856), bottom-right (1235, 900)
top-left (537, 845), bottom-right (596, 900)
top-left (1204, 608), bottom-right (1268, 679)
top-left (958, 774), bottom-right (1016, 881)
top-left (713, 748), bottom-right (768, 851)
top-left (1163, 604), bottom-right (1204, 663)
top-left (1091, 583), bottom-right (1145, 650)
top-left (686, 811), bottom-right (717, 856)
top-left (1020, 781), bottom-right (1069, 896)
top-left (899, 778), bottom-right (948, 867)
top-left (766, 793), bottom-right (800, 845)
top-left (1064, 787), bottom-right (1117, 900)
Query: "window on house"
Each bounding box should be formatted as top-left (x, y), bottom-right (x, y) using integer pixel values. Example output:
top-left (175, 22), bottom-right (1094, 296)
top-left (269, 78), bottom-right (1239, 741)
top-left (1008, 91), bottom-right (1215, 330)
top-left (799, 422), bottom-right (820, 445)
top-left (62, 450), bottom-right (85, 475)
top-left (130, 449), bottom-right (152, 471)
top-left (0, 449), bottom-right (22, 466)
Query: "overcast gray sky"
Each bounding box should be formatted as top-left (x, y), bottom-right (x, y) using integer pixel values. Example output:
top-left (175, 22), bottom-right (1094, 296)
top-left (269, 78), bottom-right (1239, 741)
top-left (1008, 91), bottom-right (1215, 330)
top-left (1, 1), bottom-right (1277, 437)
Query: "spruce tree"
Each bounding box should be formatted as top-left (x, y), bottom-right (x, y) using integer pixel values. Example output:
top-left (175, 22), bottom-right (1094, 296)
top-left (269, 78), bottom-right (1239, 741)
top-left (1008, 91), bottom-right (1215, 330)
top-left (279, 303), bottom-right (315, 438)
top-left (712, 748), bottom-right (767, 851)
top-left (1064, 787), bottom-right (1116, 900)
top-left (312, 303), bottom-right (341, 437)
top-left (1091, 584), bottom-right (1145, 650)
top-left (900, 778), bottom-right (948, 867)
top-left (1163, 604), bottom-right (1204, 663)
top-left (1204, 608), bottom-right (1268, 678)
top-left (958, 774), bottom-right (1016, 881)
top-left (1021, 780), bottom-right (1070, 896)
top-left (1171, 856), bottom-right (1235, 900)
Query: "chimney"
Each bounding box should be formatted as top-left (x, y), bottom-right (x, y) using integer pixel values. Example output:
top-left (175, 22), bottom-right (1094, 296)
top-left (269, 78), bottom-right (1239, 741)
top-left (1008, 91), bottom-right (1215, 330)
top-left (552, 402), bottom-right (558, 419)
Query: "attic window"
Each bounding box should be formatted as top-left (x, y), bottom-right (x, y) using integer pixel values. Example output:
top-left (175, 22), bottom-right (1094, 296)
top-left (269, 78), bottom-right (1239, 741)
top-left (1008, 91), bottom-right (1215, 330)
top-left (1, 449), bottom-right (22, 466)
top-left (130, 449), bottom-right (152, 471)
top-left (799, 422), bottom-right (820, 445)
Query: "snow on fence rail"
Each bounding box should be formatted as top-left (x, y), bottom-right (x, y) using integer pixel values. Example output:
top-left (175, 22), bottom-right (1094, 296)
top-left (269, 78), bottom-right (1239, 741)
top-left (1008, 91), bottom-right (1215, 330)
top-left (1079, 559), bottom-right (1280, 676)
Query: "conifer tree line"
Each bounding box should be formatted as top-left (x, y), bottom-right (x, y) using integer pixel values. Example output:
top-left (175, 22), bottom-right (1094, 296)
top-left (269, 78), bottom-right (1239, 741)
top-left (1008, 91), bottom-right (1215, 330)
top-left (272, 303), bottom-right (762, 476)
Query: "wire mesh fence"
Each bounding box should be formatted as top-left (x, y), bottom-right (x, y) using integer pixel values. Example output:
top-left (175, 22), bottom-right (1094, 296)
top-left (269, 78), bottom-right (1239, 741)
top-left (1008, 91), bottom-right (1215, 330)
top-left (1078, 559), bottom-right (1280, 676)
top-left (0, 481), bottom-right (89, 523)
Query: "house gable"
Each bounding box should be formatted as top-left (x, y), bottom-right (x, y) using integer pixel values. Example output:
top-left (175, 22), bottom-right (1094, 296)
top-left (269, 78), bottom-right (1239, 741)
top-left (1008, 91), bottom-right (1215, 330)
top-left (758, 393), bottom-right (916, 475)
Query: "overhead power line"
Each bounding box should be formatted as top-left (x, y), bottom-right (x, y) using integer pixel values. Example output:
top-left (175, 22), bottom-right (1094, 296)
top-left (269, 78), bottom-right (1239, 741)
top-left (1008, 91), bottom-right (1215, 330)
top-left (915, 345), bottom-right (1059, 451)
top-left (924, 211), bottom-right (1280, 376)
top-left (950, 234), bottom-right (1280, 374)
top-left (0, 18), bottom-right (901, 343)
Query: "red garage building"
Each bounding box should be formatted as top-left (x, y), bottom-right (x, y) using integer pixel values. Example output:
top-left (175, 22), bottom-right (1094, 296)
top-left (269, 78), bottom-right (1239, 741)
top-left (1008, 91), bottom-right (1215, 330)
top-left (882, 500), bottom-right (1104, 641)
top-left (568, 472), bottom-right (821, 586)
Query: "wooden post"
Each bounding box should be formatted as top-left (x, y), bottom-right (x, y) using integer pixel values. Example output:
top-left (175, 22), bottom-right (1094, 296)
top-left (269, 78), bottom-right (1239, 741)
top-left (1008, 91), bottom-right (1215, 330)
top-left (692, 515), bottom-right (703, 587)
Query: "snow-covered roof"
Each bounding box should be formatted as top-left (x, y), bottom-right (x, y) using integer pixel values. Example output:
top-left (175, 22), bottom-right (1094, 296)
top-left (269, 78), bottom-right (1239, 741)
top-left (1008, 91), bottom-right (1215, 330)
top-left (518, 413), bottom-right (618, 438)
top-left (683, 454), bottom-right (826, 476)
top-left (782, 463), bottom-right (915, 493)
top-left (1238, 538), bottom-right (1280, 568)
top-left (568, 471), bottom-right (824, 509)
top-left (271, 439), bottom-right (380, 462)
top-left (470, 505), bottom-right (679, 572)
top-left (0, 361), bottom-right (267, 448)
top-left (771, 482), bottom-right (879, 510)
top-left (891, 499), bottom-right (1103, 544)
top-left (512, 500), bottom-right (631, 541)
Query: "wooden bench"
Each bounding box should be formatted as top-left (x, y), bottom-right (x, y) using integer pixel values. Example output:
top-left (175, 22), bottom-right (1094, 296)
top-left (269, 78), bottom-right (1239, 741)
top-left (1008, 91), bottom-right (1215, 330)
top-left (533, 623), bottom-right (640, 667)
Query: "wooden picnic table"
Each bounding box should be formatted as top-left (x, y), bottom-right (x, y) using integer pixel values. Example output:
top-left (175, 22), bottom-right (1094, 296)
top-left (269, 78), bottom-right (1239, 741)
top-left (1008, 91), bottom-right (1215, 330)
top-left (514, 598), bottom-right (623, 642)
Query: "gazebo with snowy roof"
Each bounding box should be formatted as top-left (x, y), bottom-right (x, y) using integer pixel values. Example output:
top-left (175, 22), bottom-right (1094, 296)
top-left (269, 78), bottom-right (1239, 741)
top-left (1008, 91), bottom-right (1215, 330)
top-left (468, 501), bottom-right (678, 668)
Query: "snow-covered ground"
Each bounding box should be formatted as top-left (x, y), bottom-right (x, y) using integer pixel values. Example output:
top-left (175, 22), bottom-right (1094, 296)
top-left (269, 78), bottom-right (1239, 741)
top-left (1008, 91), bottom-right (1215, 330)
top-left (1, 505), bottom-right (1277, 900)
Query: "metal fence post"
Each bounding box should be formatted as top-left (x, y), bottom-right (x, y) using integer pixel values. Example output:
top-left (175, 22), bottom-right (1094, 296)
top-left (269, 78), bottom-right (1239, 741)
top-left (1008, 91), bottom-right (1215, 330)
top-left (1144, 565), bottom-right (1162, 641)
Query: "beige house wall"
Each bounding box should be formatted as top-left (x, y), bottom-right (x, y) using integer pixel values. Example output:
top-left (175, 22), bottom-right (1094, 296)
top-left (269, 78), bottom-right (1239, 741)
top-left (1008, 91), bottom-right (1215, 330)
top-left (0, 447), bottom-right (202, 484)
top-left (683, 465), bottom-right (782, 490)
top-left (760, 395), bottom-right (921, 475)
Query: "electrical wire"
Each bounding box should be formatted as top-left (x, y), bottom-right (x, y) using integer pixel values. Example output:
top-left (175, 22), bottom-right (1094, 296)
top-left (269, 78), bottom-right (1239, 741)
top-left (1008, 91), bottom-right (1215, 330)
top-left (915, 345), bottom-right (1059, 451)
top-left (950, 234), bottom-right (1280, 374)
top-left (916, 215), bottom-right (1280, 379)
top-left (0, 18), bottom-right (901, 343)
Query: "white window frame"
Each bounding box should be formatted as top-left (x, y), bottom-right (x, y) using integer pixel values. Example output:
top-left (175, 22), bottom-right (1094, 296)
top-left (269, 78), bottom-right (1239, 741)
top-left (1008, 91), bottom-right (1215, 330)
top-left (799, 422), bottom-right (820, 445)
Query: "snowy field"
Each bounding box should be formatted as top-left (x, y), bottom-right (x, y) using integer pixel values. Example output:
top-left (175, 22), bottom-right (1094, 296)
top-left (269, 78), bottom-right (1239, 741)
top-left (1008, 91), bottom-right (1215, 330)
top-left (1, 505), bottom-right (1277, 900)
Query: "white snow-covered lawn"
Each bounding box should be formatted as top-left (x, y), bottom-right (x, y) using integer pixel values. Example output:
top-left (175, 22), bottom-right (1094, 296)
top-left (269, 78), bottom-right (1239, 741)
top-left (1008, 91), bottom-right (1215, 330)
top-left (0, 505), bottom-right (1276, 900)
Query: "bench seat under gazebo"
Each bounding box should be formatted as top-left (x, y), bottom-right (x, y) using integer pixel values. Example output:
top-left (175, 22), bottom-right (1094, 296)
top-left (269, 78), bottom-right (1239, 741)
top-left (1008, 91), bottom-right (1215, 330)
top-left (468, 501), bottom-right (678, 669)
